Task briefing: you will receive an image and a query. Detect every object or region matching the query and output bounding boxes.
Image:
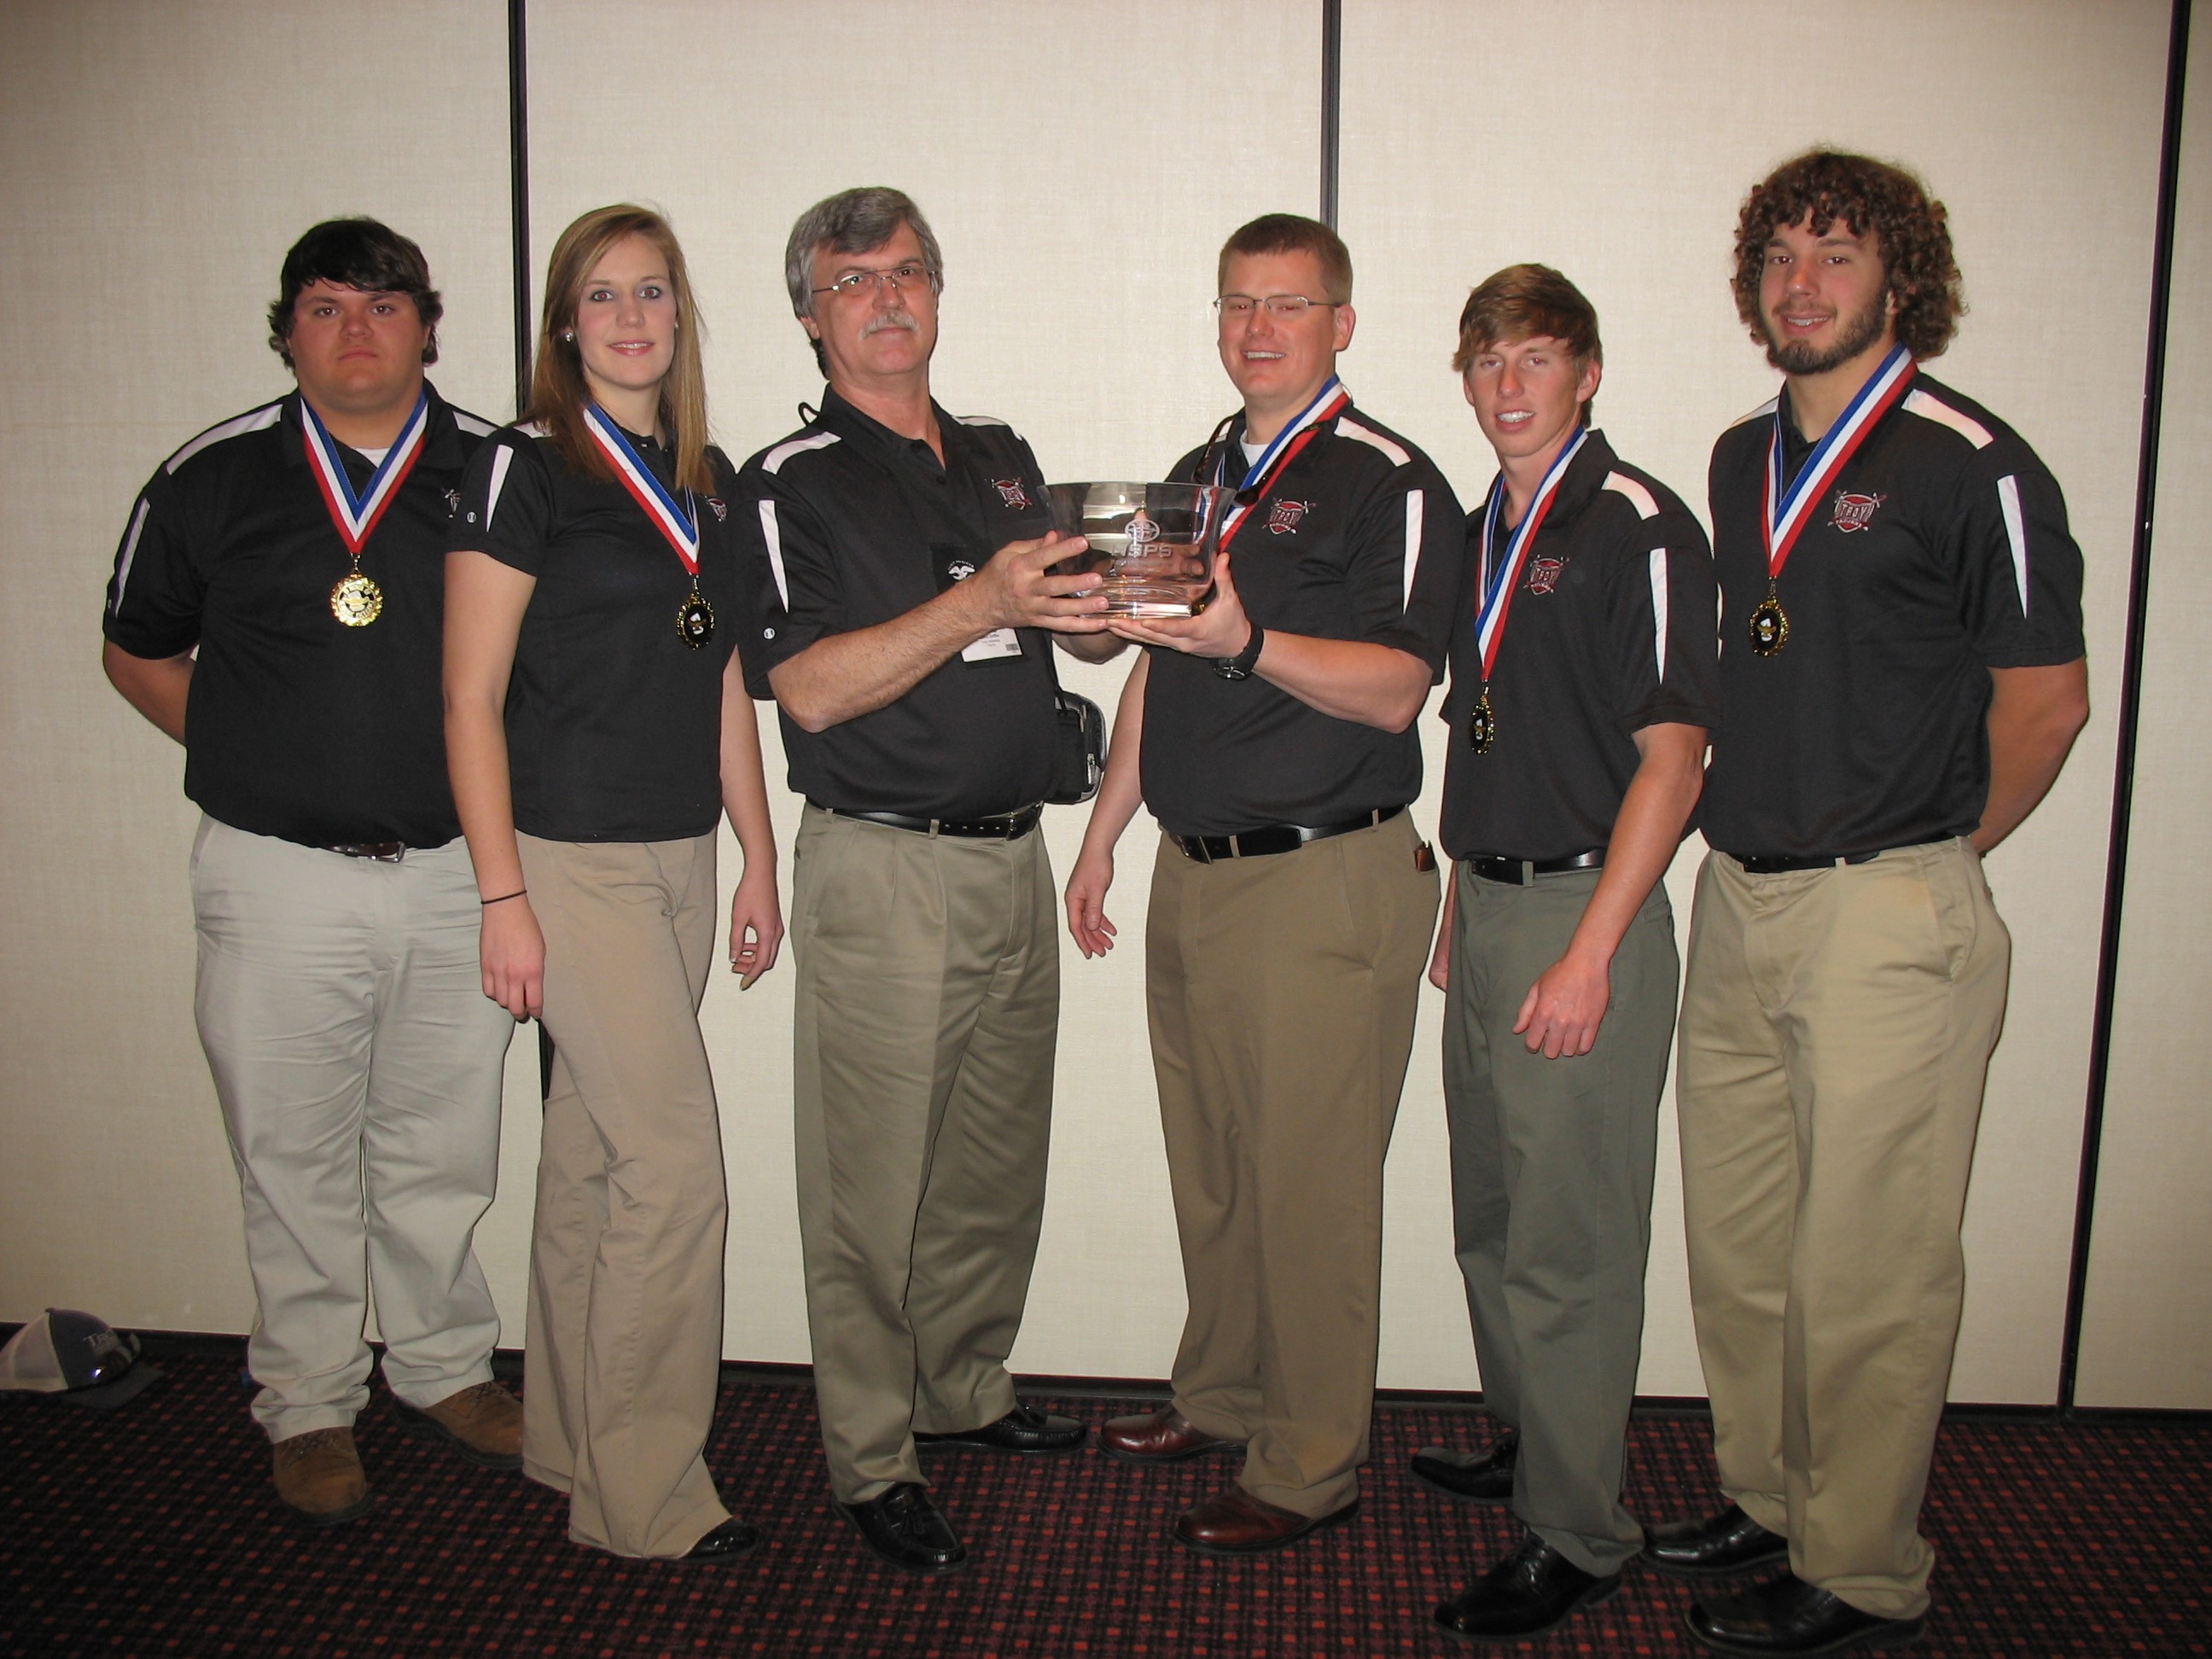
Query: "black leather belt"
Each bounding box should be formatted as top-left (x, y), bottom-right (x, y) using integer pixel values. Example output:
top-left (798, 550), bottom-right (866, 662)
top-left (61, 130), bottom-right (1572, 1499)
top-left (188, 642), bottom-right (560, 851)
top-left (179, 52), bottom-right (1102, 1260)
top-left (1171, 805), bottom-right (1403, 864)
top-left (325, 841), bottom-right (408, 862)
top-left (1466, 849), bottom-right (1605, 886)
top-left (1726, 838), bottom-right (1946, 875)
top-left (813, 801), bottom-right (1043, 841)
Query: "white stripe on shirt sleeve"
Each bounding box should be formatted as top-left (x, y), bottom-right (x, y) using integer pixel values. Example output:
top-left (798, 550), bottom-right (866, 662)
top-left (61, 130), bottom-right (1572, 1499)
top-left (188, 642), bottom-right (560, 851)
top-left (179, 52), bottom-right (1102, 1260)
top-left (481, 444), bottom-right (516, 534)
top-left (1996, 474), bottom-right (2029, 616)
top-left (759, 501), bottom-right (790, 608)
top-left (1649, 548), bottom-right (1669, 684)
top-left (110, 500), bottom-right (152, 615)
top-left (1401, 490), bottom-right (1423, 612)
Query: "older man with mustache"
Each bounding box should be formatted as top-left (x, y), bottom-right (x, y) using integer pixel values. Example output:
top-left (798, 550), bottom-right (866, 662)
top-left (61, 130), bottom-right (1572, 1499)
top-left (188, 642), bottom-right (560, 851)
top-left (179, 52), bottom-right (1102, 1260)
top-left (732, 187), bottom-right (1121, 1578)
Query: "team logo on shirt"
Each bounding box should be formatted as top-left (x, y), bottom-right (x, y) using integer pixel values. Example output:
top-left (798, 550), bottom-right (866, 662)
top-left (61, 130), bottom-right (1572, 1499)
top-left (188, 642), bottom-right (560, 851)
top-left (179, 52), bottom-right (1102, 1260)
top-left (946, 559), bottom-right (978, 582)
top-left (1266, 498), bottom-right (1312, 535)
top-left (1830, 490), bottom-right (1889, 532)
top-left (442, 488), bottom-right (462, 516)
top-left (1524, 555), bottom-right (1567, 596)
top-left (993, 478), bottom-right (1032, 509)
top-left (706, 497), bottom-right (728, 522)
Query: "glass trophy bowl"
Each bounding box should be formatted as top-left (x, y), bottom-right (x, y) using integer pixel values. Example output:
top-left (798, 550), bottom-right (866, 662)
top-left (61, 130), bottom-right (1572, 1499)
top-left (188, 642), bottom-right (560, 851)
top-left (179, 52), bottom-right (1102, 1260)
top-left (1044, 481), bottom-right (1228, 617)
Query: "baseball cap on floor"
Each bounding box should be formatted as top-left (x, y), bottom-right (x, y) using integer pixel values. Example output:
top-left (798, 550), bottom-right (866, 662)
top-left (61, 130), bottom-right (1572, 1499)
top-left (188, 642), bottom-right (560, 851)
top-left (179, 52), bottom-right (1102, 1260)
top-left (0, 1309), bottom-right (162, 1410)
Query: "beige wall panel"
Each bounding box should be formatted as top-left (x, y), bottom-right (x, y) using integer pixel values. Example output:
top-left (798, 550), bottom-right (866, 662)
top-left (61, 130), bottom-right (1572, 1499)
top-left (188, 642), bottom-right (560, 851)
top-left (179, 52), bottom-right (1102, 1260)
top-left (0, 3), bottom-right (528, 1333)
top-left (1342, 0), bottom-right (2166, 1399)
top-left (523, 0), bottom-right (1322, 1370)
top-left (2076, 12), bottom-right (2210, 1412)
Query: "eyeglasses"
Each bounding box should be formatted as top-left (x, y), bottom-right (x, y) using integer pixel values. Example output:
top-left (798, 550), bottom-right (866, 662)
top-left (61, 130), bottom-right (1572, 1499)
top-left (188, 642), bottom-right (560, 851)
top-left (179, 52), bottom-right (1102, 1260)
top-left (1214, 294), bottom-right (1339, 320)
top-left (811, 263), bottom-right (934, 300)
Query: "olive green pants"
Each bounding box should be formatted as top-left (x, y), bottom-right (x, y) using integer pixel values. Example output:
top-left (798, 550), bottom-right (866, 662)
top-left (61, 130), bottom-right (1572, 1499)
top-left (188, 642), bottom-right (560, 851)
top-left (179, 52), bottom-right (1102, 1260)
top-left (1442, 861), bottom-right (1676, 1575)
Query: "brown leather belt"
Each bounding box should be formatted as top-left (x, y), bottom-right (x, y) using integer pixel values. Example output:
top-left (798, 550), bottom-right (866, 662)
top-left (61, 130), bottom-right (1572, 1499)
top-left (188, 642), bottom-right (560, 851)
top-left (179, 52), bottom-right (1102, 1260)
top-left (1170, 805), bottom-right (1404, 864)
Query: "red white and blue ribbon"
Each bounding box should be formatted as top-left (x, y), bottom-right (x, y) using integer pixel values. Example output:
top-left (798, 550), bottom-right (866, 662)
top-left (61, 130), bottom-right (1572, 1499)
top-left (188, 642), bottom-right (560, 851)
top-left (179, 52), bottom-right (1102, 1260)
top-left (300, 388), bottom-right (428, 554)
top-left (1763, 343), bottom-right (1915, 581)
top-left (584, 403), bottom-right (698, 576)
top-left (1473, 426), bottom-right (1587, 682)
top-left (1217, 375), bottom-right (1351, 550)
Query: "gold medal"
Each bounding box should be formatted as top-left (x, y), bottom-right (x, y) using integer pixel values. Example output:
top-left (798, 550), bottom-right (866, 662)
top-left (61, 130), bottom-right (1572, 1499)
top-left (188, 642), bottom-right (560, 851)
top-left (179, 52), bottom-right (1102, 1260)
top-left (677, 590), bottom-right (716, 649)
top-left (1749, 585), bottom-right (1789, 657)
top-left (330, 569), bottom-right (383, 627)
top-left (1469, 690), bottom-right (1498, 754)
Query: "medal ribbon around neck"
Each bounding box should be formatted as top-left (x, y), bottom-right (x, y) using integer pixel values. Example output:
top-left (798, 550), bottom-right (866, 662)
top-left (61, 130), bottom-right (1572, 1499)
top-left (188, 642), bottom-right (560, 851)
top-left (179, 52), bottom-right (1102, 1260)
top-left (584, 403), bottom-right (700, 578)
top-left (1474, 426), bottom-right (1587, 683)
top-left (300, 388), bottom-right (429, 555)
top-left (1761, 342), bottom-right (1915, 581)
top-left (1217, 375), bottom-right (1351, 551)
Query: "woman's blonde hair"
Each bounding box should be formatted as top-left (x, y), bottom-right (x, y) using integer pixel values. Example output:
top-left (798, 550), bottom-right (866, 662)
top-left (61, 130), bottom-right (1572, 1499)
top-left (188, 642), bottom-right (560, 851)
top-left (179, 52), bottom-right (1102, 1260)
top-left (526, 205), bottom-right (713, 494)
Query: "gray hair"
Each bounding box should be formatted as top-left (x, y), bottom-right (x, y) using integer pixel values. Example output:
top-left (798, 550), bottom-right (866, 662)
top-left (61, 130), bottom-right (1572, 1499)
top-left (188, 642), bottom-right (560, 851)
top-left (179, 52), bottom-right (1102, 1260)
top-left (783, 186), bottom-right (945, 322)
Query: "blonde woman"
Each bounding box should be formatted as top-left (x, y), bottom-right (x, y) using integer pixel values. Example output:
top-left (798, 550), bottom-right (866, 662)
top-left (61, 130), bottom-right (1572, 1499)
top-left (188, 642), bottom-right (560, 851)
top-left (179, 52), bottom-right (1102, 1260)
top-left (445, 205), bottom-right (780, 1563)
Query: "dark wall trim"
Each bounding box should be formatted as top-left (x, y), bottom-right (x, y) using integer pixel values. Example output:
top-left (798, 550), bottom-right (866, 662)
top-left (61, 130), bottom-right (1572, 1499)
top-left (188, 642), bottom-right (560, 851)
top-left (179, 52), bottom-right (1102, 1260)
top-left (507, 0), bottom-right (533, 420)
top-left (2059, 0), bottom-right (2193, 1415)
top-left (1318, 0), bottom-right (1342, 226)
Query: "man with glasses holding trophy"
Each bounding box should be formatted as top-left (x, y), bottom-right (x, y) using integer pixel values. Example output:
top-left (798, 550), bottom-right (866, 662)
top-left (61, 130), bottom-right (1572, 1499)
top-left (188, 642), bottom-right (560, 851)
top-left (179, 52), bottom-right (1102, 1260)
top-left (1066, 212), bottom-right (1464, 1556)
top-left (733, 187), bottom-right (1117, 1578)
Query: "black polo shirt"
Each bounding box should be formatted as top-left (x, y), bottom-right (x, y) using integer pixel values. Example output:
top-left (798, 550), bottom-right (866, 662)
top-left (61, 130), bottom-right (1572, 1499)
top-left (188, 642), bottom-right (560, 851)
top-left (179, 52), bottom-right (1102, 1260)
top-left (731, 387), bottom-right (1059, 818)
top-left (1438, 431), bottom-right (1719, 863)
top-left (1703, 373), bottom-right (2085, 858)
top-left (451, 425), bottom-right (742, 843)
top-left (103, 384), bottom-right (492, 848)
top-left (1140, 398), bottom-right (1466, 837)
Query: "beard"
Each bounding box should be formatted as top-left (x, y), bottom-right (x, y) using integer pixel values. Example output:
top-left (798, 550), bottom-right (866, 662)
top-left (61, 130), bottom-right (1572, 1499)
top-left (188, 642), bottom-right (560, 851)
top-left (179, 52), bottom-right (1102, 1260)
top-left (1761, 288), bottom-right (1890, 375)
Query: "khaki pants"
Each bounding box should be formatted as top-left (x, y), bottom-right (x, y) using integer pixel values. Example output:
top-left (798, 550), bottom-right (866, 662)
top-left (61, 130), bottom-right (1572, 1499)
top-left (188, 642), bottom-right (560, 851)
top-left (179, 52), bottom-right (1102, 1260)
top-left (516, 833), bottom-right (730, 1558)
top-left (1444, 863), bottom-right (1676, 1575)
top-left (191, 817), bottom-right (513, 1442)
top-left (1146, 811), bottom-right (1437, 1518)
top-left (790, 806), bottom-right (1060, 1503)
top-left (1676, 840), bottom-right (2010, 1620)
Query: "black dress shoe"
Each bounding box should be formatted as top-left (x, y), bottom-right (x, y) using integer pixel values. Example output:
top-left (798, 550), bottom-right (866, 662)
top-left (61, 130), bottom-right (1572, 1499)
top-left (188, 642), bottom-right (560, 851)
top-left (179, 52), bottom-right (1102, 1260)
top-left (1642, 1503), bottom-right (1790, 1577)
top-left (672, 1517), bottom-right (761, 1566)
top-left (837, 1482), bottom-right (968, 1575)
top-left (912, 1402), bottom-right (1086, 1455)
top-left (1410, 1429), bottom-right (1519, 1503)
top-left (1435, 1530), bottom-right (1621, 1644)
top-left (1687, 1573), bottom-right (1925, 1655)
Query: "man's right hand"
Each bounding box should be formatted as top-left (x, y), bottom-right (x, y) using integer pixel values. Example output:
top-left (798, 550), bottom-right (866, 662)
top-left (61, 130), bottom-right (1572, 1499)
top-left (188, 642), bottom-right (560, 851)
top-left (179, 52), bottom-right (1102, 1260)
top-left (480, 897), bottom-right (545, 1021)
top-left (963, 533), bottom-right (1109, 636)
top-left (1065, 847), bottom-right (1118, 958)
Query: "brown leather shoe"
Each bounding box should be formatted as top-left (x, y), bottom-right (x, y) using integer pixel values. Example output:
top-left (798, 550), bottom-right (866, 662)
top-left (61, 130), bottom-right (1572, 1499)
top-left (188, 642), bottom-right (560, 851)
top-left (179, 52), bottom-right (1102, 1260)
top-left (272, 1426), bottom-right (374, 1527)
top-left (1098, 1405), bottom-right (1243, 1464)
top-left (393, 1380), bottom-right (524, 1470)
top-left (1172, 1485), bottom-right (1359, 1557)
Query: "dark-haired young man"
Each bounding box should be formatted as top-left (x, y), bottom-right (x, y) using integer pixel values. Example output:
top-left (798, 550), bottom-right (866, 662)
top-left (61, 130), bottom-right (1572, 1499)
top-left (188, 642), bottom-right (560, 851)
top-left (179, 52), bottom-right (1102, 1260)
top-left (1647, 152), bottom-right (2087, 1656)
top-left (1068, 213), bottom-right (1464, 1554)
top-left (102, 219), bottom-right (518, 1525)
top-left (1413, 266), bottom-right (1715, 1644)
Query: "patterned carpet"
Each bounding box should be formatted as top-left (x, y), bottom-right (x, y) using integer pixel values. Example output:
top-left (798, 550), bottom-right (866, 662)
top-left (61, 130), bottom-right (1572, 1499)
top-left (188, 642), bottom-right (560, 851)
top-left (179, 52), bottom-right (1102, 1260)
top-left (3, 1349), bottom-right (2206, 1656)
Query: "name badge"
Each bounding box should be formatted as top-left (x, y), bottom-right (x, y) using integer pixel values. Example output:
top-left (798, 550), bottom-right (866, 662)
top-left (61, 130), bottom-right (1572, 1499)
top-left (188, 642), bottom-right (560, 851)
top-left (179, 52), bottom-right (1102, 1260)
top-left (934, 546), bottom-right (1023, 662)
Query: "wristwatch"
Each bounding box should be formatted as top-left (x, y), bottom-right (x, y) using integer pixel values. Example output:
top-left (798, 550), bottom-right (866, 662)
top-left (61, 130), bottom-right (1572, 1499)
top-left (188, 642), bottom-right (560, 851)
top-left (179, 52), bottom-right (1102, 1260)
top-left (1213, 620), bottom-right (1266, 680)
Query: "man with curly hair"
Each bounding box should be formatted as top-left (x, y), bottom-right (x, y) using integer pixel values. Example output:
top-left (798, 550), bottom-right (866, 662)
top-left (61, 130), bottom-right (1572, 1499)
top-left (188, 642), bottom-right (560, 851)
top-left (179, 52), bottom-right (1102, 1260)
top-left (1644, 151), bottom-right (2089, 1656)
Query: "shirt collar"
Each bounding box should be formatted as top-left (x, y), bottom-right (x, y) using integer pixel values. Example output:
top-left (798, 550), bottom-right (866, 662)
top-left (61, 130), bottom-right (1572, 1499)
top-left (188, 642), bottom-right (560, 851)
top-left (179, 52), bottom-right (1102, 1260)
top-left (816, 384), bottom-right (954, 472)
top-left (279, 381), bottom-right (462, 470)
